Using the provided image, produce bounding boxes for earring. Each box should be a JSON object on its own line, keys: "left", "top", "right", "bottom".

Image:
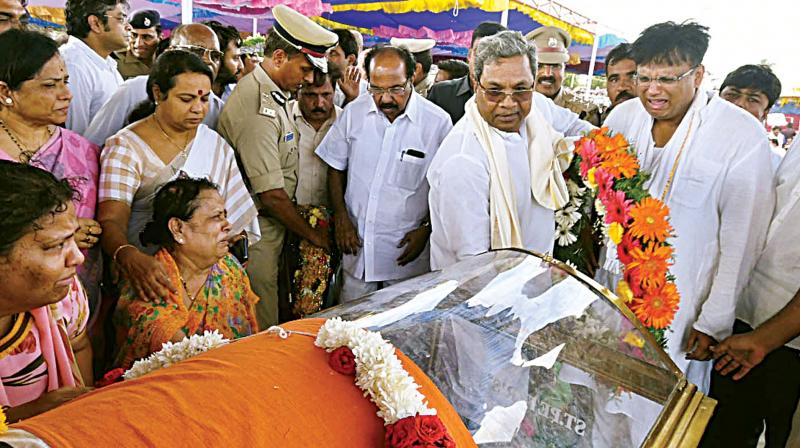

{"left": 3, "top": 98, "right": 11, "bottom": 105}
{"left": 177, "top": 238, "right": 184, "bottom": 244}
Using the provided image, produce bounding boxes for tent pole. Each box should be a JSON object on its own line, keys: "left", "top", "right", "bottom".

{"left": 585, "top": 23, "right": 599, "bottom": 96}
{"left": 500, "top": 0, "right": 509, "bottom": 27}
{"left": 181, "top": 0, "right": 193, "bottom": 24}
{"left": 252, "top": 18, "right": 258, "bottom": 35}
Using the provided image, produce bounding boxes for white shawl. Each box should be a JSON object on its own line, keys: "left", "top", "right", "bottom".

{"left": 464, "top": 97, "right": 571, "bottom": 249}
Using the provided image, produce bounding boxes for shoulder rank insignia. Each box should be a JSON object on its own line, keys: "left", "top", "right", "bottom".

{"left": 270, "top": 91, "right": 287, "bottom": 107}
{"left": 260, "top": 107, "right": 277, "bottom": 118}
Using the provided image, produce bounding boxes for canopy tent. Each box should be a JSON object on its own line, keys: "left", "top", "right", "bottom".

{"left": 27, "top": 0, "right": 625, "bottom": 74}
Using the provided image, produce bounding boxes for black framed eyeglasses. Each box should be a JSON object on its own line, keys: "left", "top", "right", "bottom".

{"left": 170, "top": 44, "right": 224, "bottom": 65}
{"left": 367, "top": 81, "right": 410, "bottom": 96}
{"left": 478, "top": 83, "right": 535, "bottom": 103}
{"left": 634, "top": 66, "right": 698, "bottom": 87}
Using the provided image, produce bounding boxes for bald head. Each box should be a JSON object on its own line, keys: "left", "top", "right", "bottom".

{"left": 169, "top": 23, "right": 221, "bottom": 78}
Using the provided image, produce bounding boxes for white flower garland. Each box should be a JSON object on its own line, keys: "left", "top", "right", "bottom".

{"left": 554, "top": 179, "right": 587, "bottom": 247}
{"left": 315, "top": 317, "right": 436, "bottom": 425}
{"left": 123, "top": 330, "right": 230, "bottom": 380}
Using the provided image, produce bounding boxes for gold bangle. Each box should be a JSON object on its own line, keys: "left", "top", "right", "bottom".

{"left": 112, "top": 244, "right": 136, "bottom": 263}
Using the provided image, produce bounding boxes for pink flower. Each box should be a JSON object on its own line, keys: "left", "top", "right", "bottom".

{"left": 603, "top": 190, "right": 634, "bottom": 225}
{"left": 578, "top": 139, "right": 600, "bottom": 178}
{"left": 594, "top": 169, "right": 614, "bottom": 200}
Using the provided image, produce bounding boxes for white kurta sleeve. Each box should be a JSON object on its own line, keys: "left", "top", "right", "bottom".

{"left": 84, "top": 77, "right": 147, "bottom": 146}
{"left": 64, "top": 62, "right": 95, "bottom": 136}
{"left": 533, "top": 93, "right": 595, "bottom": 137}
{"left": 315, "top": 112, "right": 350, "bottom": 171}
{"left": 693, "top": 138, "right": 775, "bottom": 341}
{"left": 429, "top": 154, "right": 491, "bottom": 269}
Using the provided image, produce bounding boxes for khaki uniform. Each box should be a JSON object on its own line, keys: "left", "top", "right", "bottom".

{"left": 554, "top": 88, "right": 602, "bottom": 127}
{"left": 414, "top": 71, "right": 435, "bottom": 98}
{"left": 113, "top": 50, "right": 152, "bottom": 80}
{"left": 217, "top": 65, "right": 299, "bottom": 327}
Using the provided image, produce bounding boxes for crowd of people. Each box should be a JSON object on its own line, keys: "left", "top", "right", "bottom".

{"left": 0, "top": 0, "right": 797, "bottom": 445}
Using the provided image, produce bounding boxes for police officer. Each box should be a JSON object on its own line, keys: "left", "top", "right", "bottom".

{"left": 526, "top": 26, "right": 602, "bottom": 126}
{"left": 217, "top": 5, "right": 337, "bottom": 328}
{"left": 114, "top": 10, "right": 161, "bottom": 80}
{"left": 390, "top": 37, "right": 437, "bottom": 97}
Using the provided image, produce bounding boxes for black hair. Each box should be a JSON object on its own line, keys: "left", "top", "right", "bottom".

{"left": 364, "top": 45, "right": 416, "bottom": 83}
{"left": 154, "top": 38, "right": 171, "bottom": 58}
{"left": 631, "top": 21, "right": 710, "bottom": 67}
{"left": 0, "top": 29, "right": 59, "bottom": 91}
{"left": 606, "top": 43, "right": 633, "bottom": 67}
{"left": 140, "top": 177, "right": 219, "bottom": 247}
{"left": 128, "top": 50, "right": 213, "bottom": 123}
{"left": 471, "top": 21, "right": 507, "bottom": 48}
{"left": 309, "top": 64, "right": 341, "bottom": 88}
{"left": 65, "top": 0, "right": 127, "bottom": 38}
{"left": 203, "top": 20, "right": 242, "bottom": 52}
{"left": 720, "top": 64, "right": 782, "bottom": 109}
{"left": 332, "top": 29, "right": 358, "bottom": 59}
{"left": 0, "top": 161, "right": 76, "bottom": 256}
{"left": 436, "top": 59, "right": 468, "bottom": 80}
{"left": 263, "top": 27, "right": 301, "bottom": 59}
{"left": 413, "top": 50, "right": 433, "bottom": 75}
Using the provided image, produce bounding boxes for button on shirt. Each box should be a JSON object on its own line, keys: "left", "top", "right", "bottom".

{"left": 315, "top": 92, "right": 453, "bottom": 282}
{"left": 428, "top": 121, "right": 555, "bottom": 270}
{"left": 84, "top": 75, "right": 225, "bottom": 146}
{"left": 291, "top": 101, "right": 341, "bottom": 207}
{"left": 61, "top": 36, "right": 124, "bottom": 135}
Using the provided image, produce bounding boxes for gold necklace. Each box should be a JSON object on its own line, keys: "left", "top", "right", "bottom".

{"left": 659, "top": 112, "right": 696, "bottom": 203}
{"left": 0, "top": 119, "right": 52, "bottom": 164}
{"left": 152, "top": 114, "right": 190, "bottom": 153}
{"left": 179, "top": 274, "right": 203, "bottom": 310}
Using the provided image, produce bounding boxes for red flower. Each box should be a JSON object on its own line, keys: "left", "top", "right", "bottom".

{"left": 594, "top": 169, "right": 614, "bottom": 200}
{"left": 617, "top": 232, "right": 641, "bottom": 265}
{"left": 578, "top": 139, "right": 600, "bottom": 177}
{"left": 624, "top": 266, "right": 643, "bottom": 298}
{"left": 416, "top": 415, "right": 447, "bottom": 444}
{"left": 96, "top": 368, "right": 125, "bottom": 388}
{"left": 328, "top": 346, "right": 356, "bottom": 376}
{"left": 602, "top": 190, "right": 633, "bottom": 225}
{"left": 386, "top": 416, "right": 419, "bottom": 448}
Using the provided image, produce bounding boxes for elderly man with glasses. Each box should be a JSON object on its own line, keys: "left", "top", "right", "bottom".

{"left": 427, "top": 30, "right": 569, "bottom": 270}
{"left": 600, "top": 22, "right": 774, "bottom": 394}
{"left": 83, "top": 22, "right": 225, "bottom": 146}
{"left": 315, "top": 45, "right": 452, "bottom": 301}
{"left": 60, "top": 0, "right": 129, "bottom": 135}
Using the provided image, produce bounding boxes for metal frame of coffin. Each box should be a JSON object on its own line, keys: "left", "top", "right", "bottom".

{"left": 315, "top": 249, "right": 716, "bottom": 447}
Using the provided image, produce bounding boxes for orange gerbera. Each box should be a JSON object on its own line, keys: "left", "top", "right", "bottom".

{"left": 629, "top": 282, "right": 680, "bottom": 329}
{"left": 628, "top": 243, "right": 673, "bottom": 288}
{"left": 599, "top": 150, "right": 639, "bottom": 179}
{"left": 629, "top": 198, "right": 673, "bottom": 243}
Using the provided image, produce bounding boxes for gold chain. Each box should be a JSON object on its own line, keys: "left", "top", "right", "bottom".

{"left": 0, "top": 119, "right": 53, "bottom": 164}
{"left": 659, "top": 112, "right": 696, "bottom": 203}
{"left": 151, "top": 114, "right": 190, "bottom": 153}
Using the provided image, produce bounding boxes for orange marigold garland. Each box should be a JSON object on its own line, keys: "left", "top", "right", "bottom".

{"left": 554, "top": 127, "right": 679, "bottom": 346}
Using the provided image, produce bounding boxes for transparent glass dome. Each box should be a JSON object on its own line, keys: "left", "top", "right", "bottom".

{"left": 315, "top": 249, "right": 715, "bottom": 447}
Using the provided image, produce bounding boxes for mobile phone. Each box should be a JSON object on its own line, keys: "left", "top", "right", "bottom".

{"left": 230, "top": 234, "right": 249, "bottom": 264}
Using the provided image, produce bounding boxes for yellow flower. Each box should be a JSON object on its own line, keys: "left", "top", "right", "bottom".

{"left": 623, "top": 331, "right": 645, "bottom": 348}
{"left": 616, "top": 279, "right": 634, "bottom": 303}
{"left": 587, "top": 167, "right": 597, "bottom": 189}
{"left": 0, "top": 405, "right": 8, "bottom": 434}
{"left": 309, "top": 215, "right": 318, "bottom": 228}
{"left": 608, "top": 222, "right": 624, "bottom": 245}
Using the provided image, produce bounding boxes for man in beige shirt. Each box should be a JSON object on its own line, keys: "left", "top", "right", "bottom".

{"left": 216, "top": 5, "right": 337, "bottom": 327}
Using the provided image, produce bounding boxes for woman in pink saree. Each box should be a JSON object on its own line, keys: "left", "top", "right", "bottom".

{"left": 0, "top": 30, "right": 102, "bottom": 313}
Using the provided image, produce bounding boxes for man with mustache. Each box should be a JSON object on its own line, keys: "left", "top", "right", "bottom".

{"left": 113, "top": 9, "right": 161, "bottom": 80}
{"left": 601, "top": 43, "right": 636, "bottom": 122}
{"left": 315, "top": 45, "right": 452, "bottom": 301}
{"left": 390, "top": 37, "right": 437, "bottom": 97}
{"left": 527, "top": 26, "right": 602, "bottom": 127}
{"left": 0, "top": 0, "right": 28, "bottom": 34}
{"left": 204, "top": 21, "right": 244, "bottom": 101}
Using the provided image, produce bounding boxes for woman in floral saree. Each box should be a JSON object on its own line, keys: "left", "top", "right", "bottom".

{"left": 113, "top": 178, "right": 259, "bottom": 369}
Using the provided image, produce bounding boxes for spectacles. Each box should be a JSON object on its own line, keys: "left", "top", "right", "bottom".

{"left": 170, "top": 44, "right": 223, "bottom": 65}
{"left": 104, "top": 12, "right": 128, "bottom": 22}
{"left": 634, "top": 66, "right": 698, "bottom": 87}
{"left": 367, "top": 82, "right": 410, "bottom": 96}
{"left": 478, "top": 83, "right": 535, "bottom": 103}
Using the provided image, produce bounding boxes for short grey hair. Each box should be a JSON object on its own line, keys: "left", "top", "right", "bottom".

{"left": 474, "top": 30, "right": 537, "bottom": 83}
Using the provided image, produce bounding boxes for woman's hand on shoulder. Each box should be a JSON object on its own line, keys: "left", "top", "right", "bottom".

{"left": 117, "top": 248, "right": 177, "bottom": 302}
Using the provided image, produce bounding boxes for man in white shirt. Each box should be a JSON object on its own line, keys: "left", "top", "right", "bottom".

{"left": 83, "top": 23, "right": 224, "bottom": 146}
{"left": 328, "top": 29, "right": 367, "bottom": 108}
{"left": 428, "top": 30, "right": 569, "bottom": 270}
{"left": 292, "top": 70, "right": 341, "bottom": 208}
{"left": 602, "top": 21, "right": 774, "bottom": 391}
{"left": 702, "top": 138, "right": 800, "bottom": 447}
{"left": 61, "top": 0, "right": 128, "bottom": 135}
{"left": 316, "top": 45, "right": 452, "bottom": 301}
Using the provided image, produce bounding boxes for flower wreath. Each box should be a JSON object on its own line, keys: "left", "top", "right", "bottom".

{"left": 553, "top": 128, "right": 679, "bottom": 346}
{"left": 315, "top": 318, "right": 456, "bottom": 447}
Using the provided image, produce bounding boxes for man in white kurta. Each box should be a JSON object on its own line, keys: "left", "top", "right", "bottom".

{"left": 316, "top": 46, "right": 452, "bottom": 301}
{"left": 60, "top": 1, "right": 129, "bottom": 135}
{"left": 602, "top": 22, "right": 774, "bottom": 391}
{"left": 83, "top": 24, "right": 226, "bottom": 146}
{"left": 701, "top": 137, "right": 800, "bottom": 447}
{"left": 428, "top": 31, "right": 569, "bottom": 271}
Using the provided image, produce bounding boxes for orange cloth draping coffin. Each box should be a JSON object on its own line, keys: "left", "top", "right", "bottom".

{"left": 15, "top": 318, "right": 477, "bottom": 447}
